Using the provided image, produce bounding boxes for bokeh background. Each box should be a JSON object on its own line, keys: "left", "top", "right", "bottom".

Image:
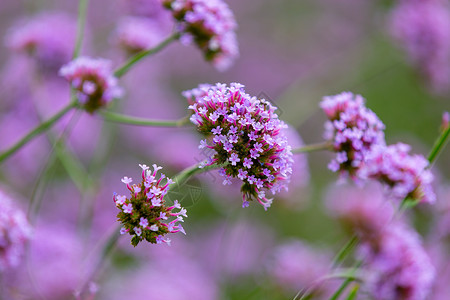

{"left": 0, "top": 0, "right": 449, "bottom": 299}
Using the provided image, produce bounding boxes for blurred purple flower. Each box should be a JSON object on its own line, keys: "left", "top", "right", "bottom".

{"left": 160, "top": 0, "right": 239, "bottom": 71}
{"left": 0, "top": 189, "right": 31, "bottom": 271}
{"left": 390, "top": 0, "right": 450, "bottom": 94}
{"left": 5, "top": 12, "right": 78, "bottom": 74}
{"left": 266, "top": 240, "right": 334, "bottom": 297}
{"left": 325, "top": 182, "right": 395, "bottom": 239}
{"left": 113, "top": 16, "right": 165, "bottom": 54}
{"left": 359, "top": 223, "right": 435, "bottom": 300}
{"left": 184, "top": 82, "right": 294, "bottom": 210}
{"left": 59, "top": 56, "right": 123, "bottom": 113}
{"left": 320, "top": 92, "right": 385, "bottom": 178}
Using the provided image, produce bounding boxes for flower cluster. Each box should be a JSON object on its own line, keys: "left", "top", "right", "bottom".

{"left": 390, "top": 0, "right": 450, "bottom": 93}
{"left": 320, "top": 92, "right": 386, "bottom": 177}
{"left": 361, "top": 143, "right": 435, "bottom": 204}
{"left": 359, "top": 223, "right": 435, "bottom": 300}
{"left": 59, "top": 56, "right": 123, "bottom": 113}
{"left": 114, "top": 16, "right": 164, "bottom": 54}
{"left": 159, "top": 0, "right": 239, "bottom": 71}
{"left": 0, "top": 189, "right": 32, "bottom": 271}
{"left": 114, "top": 164, "right": 187, "bottom": 246}
{"left": 183, "top": 83, "right": 293, "bottom": 210}
{"left": 5, "top": 12, "right": 77, "bottom": 72}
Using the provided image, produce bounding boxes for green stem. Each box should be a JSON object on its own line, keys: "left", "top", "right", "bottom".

{"left": 100, "top": 110, "right": 190, "bottom": 127}
{"left": 114, "top": 32, "right": 180, "bottom": 78}
{"left": 73, "top": 0, "right": 89, "bottom": 58}
{"left": 332, "top": 235, "right": 359, "bottom": 268}
{"left": 427, "top": 125, "right": 450, "bottom": 166}
{"left": 344, "top": 285, "right": 359, "bottom": 300}
{"left": 328, "top": 261, "right": 362, "bottom": 300}
{"left": 170, "top": 162, "right": 220, "bottom": 189}
{"left": 292, "top": 142, "right": 332, "bottom": 154}
{"left": 0, "top": 101, "right": 77, "bottom": 164}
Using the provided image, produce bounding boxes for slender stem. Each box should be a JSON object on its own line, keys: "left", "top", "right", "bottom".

{"left": 73, "top": 0, "right": 89, "bottom": 58}
{"left": 99, "top": 110, "right": 190, "bottom": 127}
{"left": 0, "top": 101, "right": 77, "bottom": 164}
{"left": 114, "top": 32, "right": 180, "bottom": 78}
{"left": 170, "top": 162, "right": 220, "bottom": 190}
{"left": 328, "top": 261, "right": 362, "bottom": 300}
{"left": 427, "top": 125, "right": 450, "bottom": 166}
{"left": 292, "top": 142, "right": 332, "bottom": 154}
{"left": 344, "top": 285, "right": 359, "bottom": 300}
{"left": 332, "top": 235, "right": 359, "bottom": 268}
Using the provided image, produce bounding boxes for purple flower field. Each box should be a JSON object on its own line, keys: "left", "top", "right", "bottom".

{"left": 0, "top": 0, "right": 449, "bottom": 299}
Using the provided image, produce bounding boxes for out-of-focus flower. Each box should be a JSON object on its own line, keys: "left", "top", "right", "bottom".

{"left": 59, "top": 56, "right": 123, "bottom": 113}
{"left": 361, "top": 143, "right": 435, "bottom": 204}
{"left": 359, "top": 223, "right": 435, "bottom": 300}
{"left": 0, "top": 189, "right": 32, "bottom": 271}
{"left": 320, "top": 92, "right": 385, "bottom": 177}
{"left": 5, "top": 12, "right": 78, "bottom": 74}
{"left": 325, "top": 182, "right": 395, "bottom": 239}
{"left": 160, "top": 0, "right": 239, "bottom": 71}
{"left": 390, "top": 0, "right": 450, "bottom": 94}
{"left": 113, "top": 16, "right": 165, "bottom": 54}
{"left": 441, "top": 111, "right": 449, "bottom": 132}
{"left": 114, "top": 164, "right": 187, "bottom": 246}
{"left": 183, "top": 83, "right": 294, "bottom": 210}
{"left": 266, "top": 240, "right": 334, "bottom": 297}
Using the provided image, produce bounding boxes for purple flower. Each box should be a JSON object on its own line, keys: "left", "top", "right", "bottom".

{"left": 160, "top": 0, "right": 239, "bottom": 71}
{"left": 5, "top": 12, "right": 78, "bottom": 73}
{"left": 114, "top": 164, "right": 187, "bottom": 246}
{"left": 320, "top": 92, "right": 385, "bottom": 177}
{"left": 390, "top": 0, "right": 450, "bottom": 93}
{"left": 113, "top": 16, "right": 164, "bottom": 54}
{"left": 359, "top": 223, "right": 435, "bottom": 300}
{"left": 59, "top": 56, "right": 123, "bottom": 113}
{"left": 184, "top": 83, "right": 294, "bottom": 209}
{"left": 0, "top": 189, "right": 32, "bottom": 271}
{"left": 361, "top": 143, "right": 435, "bottom": 204}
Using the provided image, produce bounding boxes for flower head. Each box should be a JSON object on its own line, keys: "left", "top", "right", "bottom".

{"left": 361, "top": 143, "right": 435, "bottom": 204}
{"left": 5, "top": 12, "right": 78, "bottom": 73}
{"left": 114, "top": 164, "right": 187, "bottom": 246}
{"left": 113, "top": 16, "right": 164, "bottom": 54}
{"left": 390, "top": 0, "right": 450, "bottom": 93}
{"left": 59, "top": 56, "right": 123, "bottom": 113}
{"left": 0, "top": 189, "right": 32, "bottom": 270}
{"left": 320, "top": 92, "right": 385, "bottom": 177}
{"left": 359, "top": 223, "right": 435, "bottom": 300}
{"left": 160, "top": 0, "right": 239, "bottom": 71}
{"left": 183, "top": 82, "right": 294, "bottom": 210}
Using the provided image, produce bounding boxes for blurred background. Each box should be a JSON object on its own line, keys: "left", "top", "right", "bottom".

{"left": 0, "top": 0, "right": 449, "bottom": 299}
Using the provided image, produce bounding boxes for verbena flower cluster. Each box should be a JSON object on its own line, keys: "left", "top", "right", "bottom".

{"left": 390, "top": 0, "right": 450, "bottom": 93}
{"left": 183, "top": 83, "right": 293, "bottom": 210}
{"left": 362, "top": 143, "right": 435, "bottom": 204}
{"left": 159, "top": 0, "right": 239, "bottom": 71}
{"left": 5, "top": 12, "right": 77, "bottom": 72}
{"left": 320, "top": 92, "right": 386, "bottom": 177}
{"left": 0, "top": 189, "right": 32, "bottom": 271}
{"left": 114, "top": 164, "right": 187, "bottom": 246}
{"left": 59, "top": 56, "right": 123, "bottom": 113}
{"left": 359, "top": 223, "right": 435, "bottom": 300}
{"left": 114, "top": 16, "right": 164, "bottom": 54}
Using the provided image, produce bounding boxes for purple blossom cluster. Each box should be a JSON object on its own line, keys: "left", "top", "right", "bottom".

{"left": 5, "top": 12, "right": 78, "bottom": 73}
{"left": 266, "top": 240, "right": 333, "bottom": 296}
{"left": 159, "top": 0, "right": 239, "bottom": 71}
{"left": 0, "top": 189, "right": 32, "bottom": 271}
{"left": 114, "top": 164, "right": 187, "bottom": 246}
{"left": 59, "top": 56, "right": 123, "bottom": 113}
{"left": 320, "top": 92, "right": 386, "bottom": 177}
{"left": 183, "top": 83, "right": 293, "bottom": 210}
{"left": 390, "top": 0, "right": 450, "bottom": 93}
{"left": 359, "top": 223, "right": 435, "bottom": 300}
{"left": 113, "top": 17, "right": 165, "bottom": 54}
{"left": 361, "top": 143, "right": 435, "bottom": 204}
